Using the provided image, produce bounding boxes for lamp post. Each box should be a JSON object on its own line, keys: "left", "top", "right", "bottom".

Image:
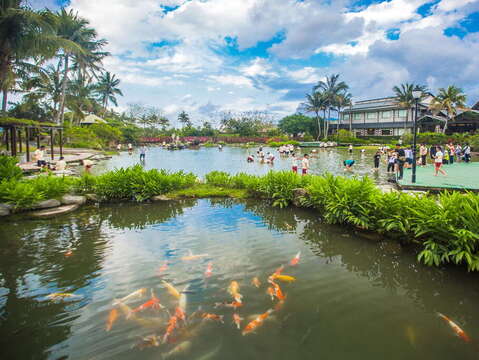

{"left": 411, "top": 90, "right": 422, "bottom": 183}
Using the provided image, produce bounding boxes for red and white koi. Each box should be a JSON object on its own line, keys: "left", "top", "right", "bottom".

{"left": 202, "top": 313, "right": 224, "bottom": 323}
{"left": 228, "top": 281, "right": 243, "bottom": 303}
{"left": 205, "top": 262, "right": 213, "bottom": 278}
{"left": 163, "top": 315, "right": 178, "bottom": 343}
{"left": 290, "top": 251, "right": 301, "bottom": 266}
{"left": 214, "top": 301, "right": 243, "bottom": 309}
{"left": 131, "top": 292, "right": 163, "bottom": 314}
{"left": 242, "top": 309, "right": 274, "bottom": 336}
{"left": 157, "top": 261, "right": 168, "bottom": 275}
{"left": 233, "top": 313, "right": 243, "bottom": 329}
{"left": 437, "top": 312, "right": 471, "bottom": 343}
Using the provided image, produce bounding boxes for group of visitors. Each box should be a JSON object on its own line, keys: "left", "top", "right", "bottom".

{"left": 278, "top": 144, "right": 295, "bottom": 155}
{"left": 247, "top": 147, "right": 276, "bottom": 164}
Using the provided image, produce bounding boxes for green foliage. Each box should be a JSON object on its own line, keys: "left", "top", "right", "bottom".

{"left": 267, "top": 140, "right": 300, "bottom": 147}
{"left": 0, "top": 156, "right": 23, "bottom": 181}
{"left": 205, "top": 171, "right": 232, "bottom": 187}
{"left": 89, "top": 123, "right": 122, "bottom": 144}
{"left": 167, "top": 185, "right": 248, "bottom": 199}
{"left": 64, "top": 126, "right": 103, "bottom": 149}
{"left": 278, "top": 114, "right": 316, "bottom": 137}
{"left": 84, "top": 165, "right": 197, "bottom": 202}
{"left": 0, "top": 117, "right": 57, "bottom": 127}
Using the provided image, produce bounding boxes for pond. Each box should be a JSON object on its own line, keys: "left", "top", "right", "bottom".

{"left": 93, "top": 146, "right": 392, "bottom": 184}
{"left": 1, "top": 199, "right": 479, "bottom": 360}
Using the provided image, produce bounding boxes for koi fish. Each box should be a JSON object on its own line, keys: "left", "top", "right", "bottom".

{"left": 162, "top": 340, "right": 192, "bottom": 359}
{"left": 269, "top": 281, "right": 286, "bottom": 301}
{"left": 214, "top": 301, "right": 243, "bottom": 309}
{"left": 134, "top": 334, "right": 160, "bottom": 350}
{"left": 437, "top": 312, "right": 471, "bottom": 343}
{"left": 270, "top": 274, "right": 296, "bottom": 283}
{"left": 202, "top": 313, "right": 224, "bottom": 323}
{"left": 105, "top": 308, "right": 118, "bottom": 331}
{"left": 205, "top": 262, "right": 213, "bottom": 278}
{"left": 179, "top": 284, "right": 190, "bottom": 313}
{"left": 46, "top": 293, "right": 80, "bottom": 301}
{"left": 233, "top": 313, "right": 243, "bottom": 329}
{"left": 266, "top": 287, "right": 275, "bottom": 301}
{"left": 181, "top": 253, "right": 209, "bottom": 261}
{"left": 117, "top": 301, "right": 165, "bottom": 328}
{"left": 64, "top": 250, "right": 73, "bottom": 257}
{"left": 228, "top": 281, "right": 243, "bottom": 302}
{"left": 158, "top": 261, "right": 169, "bottom": 274}
{"left": 112, "top": 288, "right": 147, "bottom": 306}
{"left": 251, "top": 277, "right": 261, "bottom": 288}
{"left": 274, "top": 300, "right": 285, "bottom": 312}
{"left": 131, "top": 292, "right": 163, "bottom": 314}
{"left": 175, "top": 306, "right": 186, "bottom": 322}
{"left": 242, "top": 309, "right": 274, "bottom": 335}
{"left": 163, "top": 315, "right": 178, "bottom": 343}
{"left": 162, "top": 280, "right": 181, "bottom": 299}
{"left": 290, "top": 251, "right": 301, "bottom": 266}
{"left": 274, "top": 265, "right": 284, "bottom": 275}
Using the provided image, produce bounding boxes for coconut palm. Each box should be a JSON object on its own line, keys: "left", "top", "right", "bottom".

{"left": 302, "top": 91, "right": 327, "bottom": 140}
{"left": 335, "top": 92, "right": 352, "bottom": 134}
{"left": 392, "top": 83, "right": 428, "bottom": 132}
{"left": 54, "top": 9, "right": 105, "bottom": 124}
{"left": 66, "top": 75, "right": 97, "bottom": 124}
{"left": 429, "top": 86, "right": 467, "bottom": 134}
{"left": 96, "top": 71, "right": 123, "bottom": 114}
{"left": 314, "top": 74, "right": 349, "bottom": 139}
{"left": 178, "top": 111, "right": 191, "bottom": 127}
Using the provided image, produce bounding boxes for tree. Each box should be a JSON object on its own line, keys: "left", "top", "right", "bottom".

{"left": 392, "top": 83, "right": 428, "bottom": 132}
{"left": 278, "top": 114, "right": 315, "bottom": 137}
{"left": 96, "top": 71, "right": 122, "bottom": 113}
{"left": 334, "top": 92, "right": 352, "bottom": 134}
{"left": 220, "top": 110, "right": 270, "bottom": 136}
{"left": 301, "top": 91, "right": 327, "bottom": 140}
{"left": 178, "top": 111, "right": 191, "bottom": 127}
{"left": 314, "top": 74, "right": 349, "bottom": 139}
{"left": 429, "top": 85, "right": 467, "bottom": 134}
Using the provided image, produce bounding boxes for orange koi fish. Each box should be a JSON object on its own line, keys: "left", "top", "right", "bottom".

{"left": 242, "top": 309, "right": 274, "bottom": 335}
{"left": 228, "top": 281, "right": 243, "bottom": 302}
{"left": 266, "top": 287, "right": 275, "bottom": 301}
{"left": 205, "top": 262, "right": 213, "bottom": 278}
{"left": 157, "top": 261, "right": 168, "bottom": 274}
{"left": 181, "top": 253, "right": 209, "bottom": 261}
{"left": 163, "top": 315, "right": 178, "bottom": 343}
{"left": 274, "top": 265, "right": 285, "bottom": 275}
{"left": 290, "top": 251, "right": 301, "bottom": 266}
{"left": 64, "top": 250, "right": 73, "bottom": 257}
{"left": 175, "top": 306, "right": 186, "bottom": 322}
{"left": 202, "top": 313, "right": 224, "bottom": 323}
{"left": 251, "top": 277, "right": 261, "bottom": 288}
{"left": 270, "top": 281, "right": 286, "bottom": 301}
{"left": 214, "top": 301, "right": 243, "bottom": 309}
{"left": 233, "top": 313, "right": 243, "bottom": 329}
{"left": 131, "top": 292, "right": 163, "bottom": 314}
{"left": 437, "top": 312, "right": 471, "bottom": 343}
{"left": 270, "top": 274, "right": 296, "bottom": 283}
{"left": 105, "top": 308, "right": 118, "bottom": 331}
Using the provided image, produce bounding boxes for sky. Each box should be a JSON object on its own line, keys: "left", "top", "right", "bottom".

{"left": 31, "top": 0, "right": 479, "bottom": 125}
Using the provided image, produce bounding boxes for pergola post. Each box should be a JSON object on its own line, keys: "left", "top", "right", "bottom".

{"left": 50, "top": 128, "right": 54, "bottom": 160}
{"left": 18, "top": 129, "right": 22, "bottom": 153}
{"left": 11, "top": 126, "right": 17, "bottom": 156}
{"left": 25, "top": 127, "right": 30, "bottom": 162}
{"left": 5, "top": 128, "right": 9, "bottom": 151}
{"left": 59, "top": 128, "right": 63, "bottom": 158}
{"left": 36, "top": 129, "right": 40, "bottom": 149}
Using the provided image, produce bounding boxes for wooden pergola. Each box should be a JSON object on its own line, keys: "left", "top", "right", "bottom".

{"left": 1, "top": 119, "right": 64, "bottom": 162}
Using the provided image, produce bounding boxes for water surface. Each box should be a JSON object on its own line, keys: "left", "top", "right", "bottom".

{"left": 1, "top": 199, "right": 479, "bottom": 360}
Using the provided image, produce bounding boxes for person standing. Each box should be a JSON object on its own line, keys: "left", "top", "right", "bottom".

{"left": 448, "top": 143, "right": 455, "bottom": 164}
{"left": 139, "top": 145, "right": 146, "bottom": 161}
{"left": 455, "top": 144, "right": 462, "bottom": 162}
{"left": 373, "top": 151, "right": 381, "bottom": 172}
{"left": 128, "top": 143, "right": 133, "bottom": 152}
{"left": 395, "top": 144, "right": 406, "bottom": 180}
{"left": 463, "top": 143, "right": 471, "bottom": 163}
{"left": 387, "top": 151, "right": 396, "bottom": 173}
{"left": 434, "top": 147, "right": 447, "bottom": 176}
{"left": 419, "top": 144, "right": 428, "bottom": 166}
{"left": 116, "top": 143, "right": 122, "bottom": 151}
{"left": 291, "top": 153, "right": 298, "bottom": 173}
{"left": 348, "top": 144, "right": 353, "bottom": 154}
{"left": 404, "top": 147, "right": 413, "bottom": 169}
{"left": 301, "top": 154, "right": 310, "bottom": 175}
{"left": 430, "top": 145, "right": 437, "bottom": 160}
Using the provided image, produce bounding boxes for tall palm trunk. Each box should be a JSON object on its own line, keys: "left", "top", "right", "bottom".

{"left": 1, "top": 89, "right": 7, "bottom": 114}
{"left": 315, "top": 111, "right": 321, "bottom": 140}
{"left": 325, "top": 108, "right": 331, "bottom": 139}
{"left": 337, "top": 107, "right": 341, "bottom": 134}
{"left": 57, "top": 54, "right": 69, "bottom": 124}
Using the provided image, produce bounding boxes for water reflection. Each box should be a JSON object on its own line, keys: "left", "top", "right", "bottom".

{"left": 1, "top": 199, "right": 479, "bottom": 360}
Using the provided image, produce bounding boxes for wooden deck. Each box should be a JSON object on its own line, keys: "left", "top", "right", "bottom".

{"left": 19, "top": 149, "right": 101, "bottom": 173}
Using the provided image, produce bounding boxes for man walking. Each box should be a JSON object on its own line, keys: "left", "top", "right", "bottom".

{"left": 395, "top": 143, "right": 406, "bottom": 180}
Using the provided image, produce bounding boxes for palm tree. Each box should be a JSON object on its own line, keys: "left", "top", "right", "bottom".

{"left": 314, "top": 74, "right": 349, "bottom": 139}
{"left": 335, "top": 92, "right": 352, "bottom": 134}
{"left": 66, "top": 75, "right": 96, "bottom": 124}
{"left": 302, "top": 91, "right": 327, "bottom": 140}
{"left": 0, "top": 2, "right": 61, "bottom": 113}
{"left": 392, "top": 83, "right": 428, "bottom": 133}
{"left": 178, "top": 111, "right": 191, "bottom": 127}
{"left": 96, "top": 71, "right": 123, "bottom": 114}
{"left": 429, "top": 86, "right": 467, "bottom": 134}
{"left": 54, "top": 9, "right": 105, "bottom": 124}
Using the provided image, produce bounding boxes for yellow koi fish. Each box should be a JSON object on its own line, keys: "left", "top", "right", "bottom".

{"left": 162, "top": 280, "right": 181, "bottom": 299}
{"left": 46, "top": 293, "right": 80, "bottom": 301}
{"left": 251, "top": 277, "right": 261, "bottom": 288}
{"left": 112, "top": 288, "right": 147, "bottom": 306}
{"left": 270, "top": 274, "right": 296, "bottom": 283}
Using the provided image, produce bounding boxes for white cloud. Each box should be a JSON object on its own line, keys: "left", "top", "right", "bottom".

{"left": 287, "top": 67, "right": 324, "bottom": 84}
{"left": 209, "top": 74, "right": 254, "bottom": 88}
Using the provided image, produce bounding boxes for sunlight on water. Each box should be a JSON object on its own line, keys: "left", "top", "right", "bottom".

{"left": 1, "top": 199, "right": 479, "bottom": 360}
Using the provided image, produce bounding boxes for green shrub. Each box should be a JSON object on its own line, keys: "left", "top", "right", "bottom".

{"left": 0, "top": 155, "right": 22, "bottom": 181}
{"left": 267, "top": 140, "right": 300, "bottom": 147}
{"left": 205, "top": 171, "right": 232, "bottom": 187}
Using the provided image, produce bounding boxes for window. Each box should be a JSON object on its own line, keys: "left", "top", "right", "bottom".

{"left": 354, "top": 113, "right": 363, "bottom": 120}
{"left": 367, "top": 112, "right": 377, "bottom": 119}
{"left": 395, "top": 109, "right": 407, "bottom": 117}
{"left": 381, "top": 111, "right": 391, "bottom": 118}
{"left": 381, "top": 129, "right": 391, "bottom": 136}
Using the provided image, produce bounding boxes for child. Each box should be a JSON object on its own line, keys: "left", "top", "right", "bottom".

{"left": 373, "top": 151, "right": 381, "bottom": 172}
{"left": 343, "top": 159, "right": 355, "bottom": 172}
{"left": 387, "top": 152, "right": 396, "bottom": 173}
{"left": 291, "top": 154, "right": 298, "bottom": 173}
{"left": 301, "top": 154, "right": 310, "bottom": 175}
{"left": 434, "top": 147, "right": 447, "bottom": 176}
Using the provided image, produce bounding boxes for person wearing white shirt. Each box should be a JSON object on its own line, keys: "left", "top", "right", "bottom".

{"left": 291, "top": 154, "right": 298, "bottom": 173}
{"left": 33, "top": 146, "right": 47, "bottom": 167}
{"left": 434, "top": 148, "right": 447, "bottom": 176}
{"left": 301, "top": 154, "right": 310, "bottom": 175}
{"left": 55, "top": 157, "right": 67, "bottom": 171}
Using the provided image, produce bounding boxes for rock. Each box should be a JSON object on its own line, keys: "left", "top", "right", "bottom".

{"left": 85, "top": 193, "right": 99, "bottom": 202}
{"left": 292, "top": 188, "right": 309, "bottom": 207}
{"left": 0, "top": 203, "right": 12, "bottom": 216}
{"left": 29, "top": 204, "right": 80, "bottom": 219}
{"left": 61, "top": 194, "right": 87, "bottom": 205}
{"left": 32, "top": 199, "right": 61, "bottom": 210}
{"left": 151, "top": 195, "right": 172, "bottom": 201}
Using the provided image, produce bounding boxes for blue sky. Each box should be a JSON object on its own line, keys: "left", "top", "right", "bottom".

{"left": 32, "top": 0, "right": 479, "bottom": 125}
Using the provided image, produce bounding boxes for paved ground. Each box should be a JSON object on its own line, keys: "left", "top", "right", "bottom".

{"left": 19, "top": 149, "right": 100, "bottom": 172}
{"left": 398, "top": 162, "right": 479, "bottom": 191}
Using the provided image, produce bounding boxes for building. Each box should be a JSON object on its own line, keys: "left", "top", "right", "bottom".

{"left": 80, "top": 114, "right": 106, "bottom": 126}
{"left": 339, "top": 96, "right": 437, "bottom": 137}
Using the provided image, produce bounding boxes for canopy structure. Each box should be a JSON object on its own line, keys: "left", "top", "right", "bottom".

{"left": 0, "top": 117, "right": 64, "bottom": 162}
{"left": 80, "top": 114, "right": 106, "bottom": 125}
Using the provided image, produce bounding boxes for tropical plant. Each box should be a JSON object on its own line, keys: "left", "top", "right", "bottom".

{"left": 178, "top": 111, "right": 191, "bottom": 127}
{"left": 0, "top": 155, "right": 22, "bottom": 180}
{"left": 335, "top": 92, "right": 352, "bottom": 133}
{"left": 392, "top": 83, "right": 428, "bottom": 132}
{"left": 96, "top": 71, "right": 123, "bottom": 114}
{"left": 429, "top": 86, "right": 467, "bottom": 134}
{"left": 302, "top": 91, "right": 326, "bottom": 140}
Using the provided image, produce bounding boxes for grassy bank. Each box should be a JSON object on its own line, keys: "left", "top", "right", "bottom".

{"left": 1, "top": 156, "right": 479, "bottom": 272}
